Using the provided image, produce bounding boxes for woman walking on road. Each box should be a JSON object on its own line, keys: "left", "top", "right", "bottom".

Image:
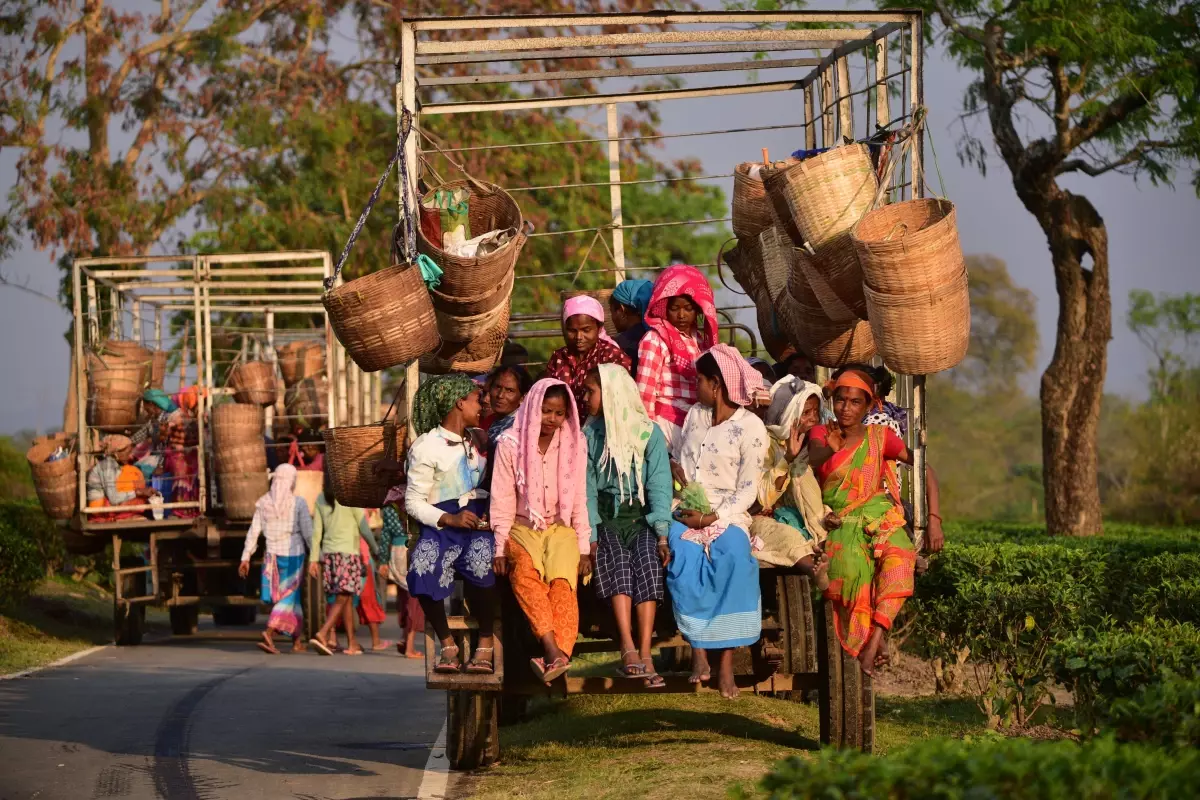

{"left": 239, "top": 464, "right": 314, "bottom": 654}
{"left": 308, "top": 478, "right": 372, "bottom": 656}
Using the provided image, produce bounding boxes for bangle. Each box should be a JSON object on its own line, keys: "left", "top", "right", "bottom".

{"left": 929, "top": 512, "right": 942, "bottom": 522}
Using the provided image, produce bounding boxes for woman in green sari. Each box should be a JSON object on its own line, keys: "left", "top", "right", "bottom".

{"left": 808, "top": 364, "right": 943, "bottom": 675}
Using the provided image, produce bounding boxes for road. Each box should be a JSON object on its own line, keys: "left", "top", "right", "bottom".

{"left": 0, "top": 620, "right": 454, "bottom": 800}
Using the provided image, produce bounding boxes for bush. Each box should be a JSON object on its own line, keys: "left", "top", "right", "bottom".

{"left": 1108, "top": 671, "right": 1200, "bottom": 748}
{"left": 0, "top": 500, "right": 65, "bottom": 578}
{"left": 0, "top": 514, "right": 44, "bottom": 610}
{"left": 1123, "top": 553, "right": 1200, "bottom": 625}
{"left": 1052, "top": 620, "right": 1200, "bottom": 732}
{"left": 754, "top": 736, "right": 1200, "bottom": 799}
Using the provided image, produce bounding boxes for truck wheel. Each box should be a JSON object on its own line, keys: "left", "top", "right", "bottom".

{"left": 169, "top": 605, "right": 200, "bottom": 636}
{"left": 447, "top": 691, "right": 499, "bottom": 771}
{"left": 817, "top": 601, "right": 875, "bottom": 753}
{"left": 113, "top": 602, "right": 145, "bottom": 646}
{"left": 212, "top": 606, "right": 258, "bottom": 626}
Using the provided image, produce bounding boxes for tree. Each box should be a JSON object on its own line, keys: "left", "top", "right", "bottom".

{"left": 1126, "top": 289, "right": 1200, "bottom": 399}
{"left": 947, "top": 254, "right": 1039, "bottom": 394}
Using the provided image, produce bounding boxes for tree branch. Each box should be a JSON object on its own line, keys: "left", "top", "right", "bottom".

{"left": 1056, "top": 139, "right": 1182, "bottom": 177}
{"left": 932, "top": 0, "right": 985, "bottom": 44}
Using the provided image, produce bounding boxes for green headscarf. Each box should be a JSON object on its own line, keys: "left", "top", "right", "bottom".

{"left": 411, "top": 374, "right": 477, "bottom": 436}
{"left": 143, "top": 388, "right": 178, "bottom": 413}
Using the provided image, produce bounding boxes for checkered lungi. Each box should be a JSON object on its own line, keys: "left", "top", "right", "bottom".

{"left": 594, "top": 526, "right": 663, "bottom": 605}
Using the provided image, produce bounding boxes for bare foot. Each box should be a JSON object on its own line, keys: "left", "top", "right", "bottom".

{"left": 857, "top": 627, "right": 885, "bottom": 676}
{"left": 813, "top": 554, "right": 830, "bottom": 592}
{"left": 405, "top": 648, "right": 423, "bottom": 660}
{"left": 717, "top": 670, "right": 740, "bottom": 699}
{"left": 291, "top": 638, "right": 306, "bottom": 653}
{"left": 689, "top": 649, "right": 711, "bottom": 684}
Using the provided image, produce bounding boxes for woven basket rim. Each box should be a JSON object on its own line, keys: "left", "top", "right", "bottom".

{"left": 852, "top": 197, "right": 956, "bottom": 246}
{"left": 416, "top": 180, "right": 524, "bottom": 261}
{"left": 863, "top": 270, "right": 968, "bottom": 306}
{"left": 431, "top": 267, "right": 515, "bottom": 305}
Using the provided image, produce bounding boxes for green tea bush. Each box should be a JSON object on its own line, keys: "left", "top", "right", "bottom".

{"left": 0, "top": 513, "right": 44, "bottom": 609}
{"left": 755, "top": 736, "right": 1200, "bottom": 799}
{"left": 0, "top": 500, "right": 65, "bottom": 578}
{"left": 1122, "top": 553, "right": 1200, "bottom": 625}
{"left": 1108, "top": 671, "right": 1200, "bottom": 747}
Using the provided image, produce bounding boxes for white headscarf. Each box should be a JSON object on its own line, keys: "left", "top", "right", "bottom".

{"left": 765, "top": 376, "right": 825, "bottom": 441}
{"left": 594, "top": 363, "right": 655, "bottom": 504}
{"left": 257, "top": 463, "right": 298, "bottom": 524}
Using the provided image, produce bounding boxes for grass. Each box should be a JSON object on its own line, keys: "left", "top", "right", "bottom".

{"left": 0, "top": 577, "right": 165, "bottom": 675}
{"left": 467, "top": 691, "right": 995, "bottom": 800}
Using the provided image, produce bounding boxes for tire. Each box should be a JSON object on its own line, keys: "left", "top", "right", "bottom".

{"left": 817, "top": 601, "right": 874, "bottom": 753}
{"left": 212, "top": 605, "right": 258, "bottom": 626}
{"left": 114, "top": 602, "right": 145, "bottom": 646}
{"left": 447, "top": 691, "right": 499, "bottom": 771}
{"left": 169, "top": 605, "right": 200, "bottom": 636}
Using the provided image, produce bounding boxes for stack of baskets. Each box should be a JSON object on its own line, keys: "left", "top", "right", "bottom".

{"left": 26, "top": 435, "right": 77, "bottom": 520}
{"left": 228, "top": 361, "right": 277, "bottom": 407}
{"left": 211, "top": 403, "right": 268, "bottom": 520}
{"left": 419, "top": 180, "right": 525, "bottom": 374}
{"left": 86, "top": 351, "right": 144, "bottom": 431}
{"left": 852, "top": 198, "right": 969, "bottom": 374}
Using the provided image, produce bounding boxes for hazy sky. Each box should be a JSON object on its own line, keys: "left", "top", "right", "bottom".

{"left": 2, "top": 6, "right": 1197, "bottom": 434}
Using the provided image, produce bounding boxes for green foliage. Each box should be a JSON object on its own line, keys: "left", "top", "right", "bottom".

{"left": 1052, "top": 619, "right": 1200, "bottom": 732}
{"left": 0, "top": 512, "right": 44, "bottom": 610}
{"left": 948, "top": 255, "right": 1039, "bottom": 394}
{"left": 753, "top": 735, "right": 1200, "bottom": 799}
{"left": 1107, "top": 671, "right": 1200, "bottom": 748}
{"left": 0, "top": 500, "right": 65, "bottom": 579}
{"left": 1125, "top": 553, "right": 1200, "bottom": 625}
{"left": 0, "top": 436, "right": 35, "bottom": 501}
{"left": 1127, "top": 290, "right": 1200, "bottom": 396}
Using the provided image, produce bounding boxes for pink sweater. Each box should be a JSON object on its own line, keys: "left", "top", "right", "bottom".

{"left": 489, "top": 434, "right": 591, "bottom": 557}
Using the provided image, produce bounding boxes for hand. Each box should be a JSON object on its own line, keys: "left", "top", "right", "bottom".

{"left": 670, "top": 460, "right": 688, "bottom": 489}
{"left": 926, "top": 515, "right": 945, "bottom": 554}
{"left": 492, "top": 556, "right": 508, "bottom": 577}
{"left": 135, "top": 486, "right": 154, "bottom": 499}
{"left": 826, "top": 425, "right": 845, "bottom": 452}
{"left": 440, "top": 510, "right": 481, "bottom": 530}
{"left": 308, "top": 562, "right": 320, "bottom": 579}
{"left": 238, "top": 560, "right": 250, "bottom": 578}
{"left": 676, "top": 509, "right": 710, "bottom": 530}
{"left": 379, "top": 563, "right": 391, "bottom": 579}
{"left": 785, "top": 420, "right": 807, "bottom": 462}
{"left": 657, "top": 537, "right": 670, "bottom": 567}
{"left": 577, "top": 553, "right": 593, "bottom": 578}
{"left": 589, "top": 540, "right": 597, "bottom": 571}
{"left": 823, "top": 511, "right": 843, "bottom": 531}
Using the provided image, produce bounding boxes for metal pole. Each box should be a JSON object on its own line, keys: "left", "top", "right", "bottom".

{"left": 910, "top": 13, "right": 927, "bottom": 548}
{"left": 72, "top": 261, "right": 89, "bottom": 515}
{"left": 132, "top": 301, "right": 142, "bottom": 345}
{"left": 108, "top": 287, "right": 119, "bottom": 340}
{"left": 192, "top": 260, "right": 208, "bottom": 515}
{"left": 820, "top": 68, "right": 834, "bottom": 147}
{"left": 85, "top": 277, "right": 98, "bottom": 348}
{"left": 606, "top": 103, "right": 626, "bottom": 284}
{"left": 401, "top": 20, "right": 421, "bottom": 442}
{"left": 804, "top": 85, "right": 816, "bottom": 150}
{"left": 875, "top": 37, "right": 890, "bottom": 131}
{"left": 154, "top": 307, "right": 163, "bottom": 350}
{"left": 323, "top": 251, "right": 338, "bottom": 429}
{"left": 835, "top": 56, "right": 853, "bottom": 142}
{"left": 265, "top": 310, "right": 276, "bottom": 434}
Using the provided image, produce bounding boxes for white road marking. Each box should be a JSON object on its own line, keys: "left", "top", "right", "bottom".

{"left": 416, "top": 720, "right": 450, "bottom": 800}
{"left": 0, "top": 643, "right": 111, "bottom": 681}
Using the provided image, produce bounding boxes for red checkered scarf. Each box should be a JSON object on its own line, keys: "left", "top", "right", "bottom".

{"left": 706, "top": 343, "right": 766, "bottom": 407}
{"left": 645, "top": 265, "right": 719, "bottom": 379}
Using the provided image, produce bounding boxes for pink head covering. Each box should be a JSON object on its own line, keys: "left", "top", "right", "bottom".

{"left": 562, "top": 295, "right": 615, "bottom": 343}
{"left": 705, "top": 344, "right": 766, "bottom": 407}
{"left": 646, "top": 265, "right": 719, "bottom": 377}
{"left": 497, "top": 377, "right": 587, "bottom": 531}
{"left": 257, "top": 463, "right": 298, "bottom": 524}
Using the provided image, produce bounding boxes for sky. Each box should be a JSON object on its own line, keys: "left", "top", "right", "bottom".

{"left": 1, "top": 5, "right": 1198, "bottom": 435}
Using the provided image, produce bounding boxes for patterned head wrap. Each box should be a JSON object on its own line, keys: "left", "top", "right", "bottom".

{"left": 645, "top": 265, "right": 719, "bottom": 377}
{"left": 611, "top": 279, "right": 654, "bottom": 316}
{"left": 498, "top": 378, "right": 587, "bottom": 531}
{"left": 765, "top": 376, "right": 825, "bottom": 441}
{"left": 704, "top": 344, "right": 765, "bottom": 407}
{"left": 411, "top": 374, "right": 478, "bottom": 437}
{"left": 562, "top": 295, "right": 615, "bottom": 344}
{"left": 594, "top": 363, "right": 654, "bottom": 505}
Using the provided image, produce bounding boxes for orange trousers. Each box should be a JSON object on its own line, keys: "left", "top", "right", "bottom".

{"left": 509, "top": 540, "right": 579, "bottom": 657}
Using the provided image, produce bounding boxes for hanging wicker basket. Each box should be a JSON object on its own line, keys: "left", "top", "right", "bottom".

{"left": 852, "top": 198, "right": 965, "bottom": 295}
{"left": 229, "top": 361, "right": 277, "bottom": 407}
{"left": 560, "top": 288, "right": 617, "bottom": 337}
{"left": 435, "top": 297, "right": 510, "bottom": 343}
{"left": 732, "top": 162, "right": 779, "bottom": 239}
{"left": 756, "top": 303, "right": 791, "bottom": 362}
{"left": 718, "top": 237, "right": 767, "bottom": 302}
{"left": 149, "top": 351, "right": 168, "bottom": 390}
{"left": 416, "top": 180, "right": 528, "bottom": 297}
{"left": 284, "top": 376, "right": 330, "bottom": 431}
{"left": 26, "top": 438, "right": 77, "bottom": 520}
{"left": 763, "top": 144, "right": 878, "bottom": 248}
{"left": 96, "top": 340, "right": 152, "bottom": 390}
{"left": 758, "top": 226, "right": 795, "bottom": 302}
{"left": 322, "top": 420, "right": 408, "bottom": 509}
{"left": 420, "top": 308, "right": 509, "bottom": 375}
{"left": 212, "top": 403, "right": 266, "bottom": 452}
{"left": 276, "top": 341, "right": 325, "bottom": 386}
{"left": 793, "top": 247, "right": 859, "bottom": 323}
{"left": 431, "top": 268, "right": 515, "bottom": 318}
{"left": 324, "top": 261, "right": 442, "bottom": 373}
{"left": 790, "top": 298, "right": 877, "bottom": 368}
{"left": 865, "top": 270, "right": 970, "bottom": 375}
{"left": 86, "top": 354, "right": 142, "bottom": 431}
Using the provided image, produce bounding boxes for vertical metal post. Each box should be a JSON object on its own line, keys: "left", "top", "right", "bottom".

{"left": 85, "top": 277, "right": 98, "bottom": 348}
{"left": 804, "top": 84, "right": 816, "bottom": 150}
{"left": 835, "top": 57, "right": 853, "bottom": 142}
{"left": 108, "top": 287, "right": 119, "bottom": 340}
{"left": 910, "top": 13, "right": 927, "bottom": 547}
{"left": 400, "top": 21, "right": 421, "bottom": 442}
{"left": 349, "top": 364, "right": 361, "bottom": 426}
{"left": 820, "top": 69, "right": 835, "bottom": 148}
{"left": 191, "top": 266, "right": 208, "bottom": 515}
{"left": 265, "top": 310, "right": 276, "bottom": 433}
{"left": 606, "top": 103, "right": 626, "bottom": 284}
{"left": 910, "top": 15, "right": 923, "bottom": 198}
{"left": 72, "top": 261, "right": 88, "bottom": 516}
{"left": 322, "top": 251, "right": 338, "bottom": 429}
{"left": 132, "top": 301, "right": 142, "bottom": 345}
{"left": 154, "top": 307, "right": 163, "bottom": 350}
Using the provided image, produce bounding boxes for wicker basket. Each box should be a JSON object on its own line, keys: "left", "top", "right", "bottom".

{"left": 96, "top": 341, "right": 152, "bottom": 390}
{"left": 86, "top": 354, "right": 142, "bottom": 431}
{"left": 758, "top": 226, "right": 794, "bottom": 302}
{"left": 791, "top": 299, "right": 877, "bottom": 368}
{"left": 732, "top": 162, "right": 778, "bottom": 239}
{"left": 720, "top": 237, "right": 767, "bottom": 301}
{"left": 756, "top": 302, "right": 791, "bottom": 362}
{"left": 26, "top": 439, "right": 77, "bottom": 520}
{"left": 212, "top": 403, "right": 266, "bottom": 450}
{"left": 284, "top": 376, "right": 330, "bottom": 431}
{"left": 229, "top": 361, "right": 277, "bottom": 407}
{"left": 219, "top": 472, "right": 269, "bottom": 521}
{"left": 793, "top": 247, "right": 858, "bottom": 323}
{"left": 420, "top": 307, "right": 509, "bottom": 374}
{"left": 322, "top": 421, "right": 408, "bottom": 508}
{"left": 764, "top": 144, "right": 878, "bottom": 248}
{"left": 561, "top": 288, "right": 617, "bottom": 336}
{"left": 865, "top": 270, "right": 970, "bottom": 374}
{"left": 276, "top": 341, "right": 325, "bottom": 386}
{"left": 417, "top": 180, "right": 527, "bottom": 297}
{"left": 852, "top": 198, "right": 965, "bottom": 295}
{"left": 323, "top": 261, "right": 441, "bottom": 372}
{"left": 435, "top": 297, "right": 510, "bottom": 343}
{"left": 149, "top": 351, "right": 168, "bottom": 389}
{"left": 431, "top": 268, "right": 515, "bottom": 318}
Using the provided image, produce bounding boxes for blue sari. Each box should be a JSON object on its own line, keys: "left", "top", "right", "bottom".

{"left": 666, "top": 522, "right": 762, "bottom": 649}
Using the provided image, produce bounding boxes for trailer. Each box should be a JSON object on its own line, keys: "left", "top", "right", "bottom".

{"left": 393, "top": 8, "right": 929, "bottom": 766}
{"left": 66, "top": 251, "right": 384, "bottom": 644}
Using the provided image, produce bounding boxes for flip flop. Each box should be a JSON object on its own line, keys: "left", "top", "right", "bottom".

{"left": 256, "top": 641, "right": 280, "bottom": 655}
{"left": 529, "top": 657, "right": 548, "bottom": 681}
{"left": 643, "top": 672, "right": 667, "bottom": 689}
{"left": 542, "top": 657, "right": 571, "bottom": 683}
{"left": 344, "top": 648, "right": 364, "bottom": 656}
{"left": 371, "top": 640, "right": 394, "bottom": 652}
{"left": 310, "top": 639, "right": 333, "bottom": 656}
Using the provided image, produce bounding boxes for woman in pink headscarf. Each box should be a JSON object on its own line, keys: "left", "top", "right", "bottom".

{"left": 635, "top": 265, "right": 720, "bottom": 451}
{"left": 545, "top": 294, "right": 631, "bottom": 415}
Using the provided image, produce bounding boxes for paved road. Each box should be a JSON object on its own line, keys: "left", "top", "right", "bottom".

{"left": 0, "top": 621, "right": 451, "bottom": 800}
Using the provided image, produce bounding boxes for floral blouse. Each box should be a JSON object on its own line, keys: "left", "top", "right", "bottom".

{"left": 673, "top": 405, "right": 769, "bottom": 534}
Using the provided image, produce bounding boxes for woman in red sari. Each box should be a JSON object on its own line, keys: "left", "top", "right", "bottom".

{"left": 808, "top": 364, "right": 943, "bottom": 675}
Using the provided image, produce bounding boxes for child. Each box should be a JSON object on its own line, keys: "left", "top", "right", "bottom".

{"left": 404, "top": 375, "right": 497, "bottom": 674}
{"left": 308, "top": 477, "right": 371, "bottom": 656}
{"left": 581, "top": 364, "right": 673, "bottom": 688}
{"left": 380, "top": 502, "right": 424, "bottom": 659}
{"left": 490, "top": 378, "right": 591, "bottom": 683}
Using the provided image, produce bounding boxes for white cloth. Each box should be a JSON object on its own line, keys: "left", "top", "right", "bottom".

{"left": 241, "top": 501, "right": 313, "bottom": 561}
{"left": 673, "top": 405, "right": 769, "bottom": 534}
{"left": 404, "top": 425, "right": 488, "bottom": 529}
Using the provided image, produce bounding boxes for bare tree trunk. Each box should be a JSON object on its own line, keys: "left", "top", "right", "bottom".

{"left": 1037, "top": 190, "right": 1111, "bottom": 536}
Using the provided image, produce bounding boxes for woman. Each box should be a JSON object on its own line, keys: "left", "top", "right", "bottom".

{"left": 808, "top": 364, "right": 944, "bottom": 675}
{"left": 308, "top": 479, "right": 371, "bottom": 656}
{"left": 610, "top": 278, "right": 654, "bottom": 371}
{"left": 669, "top": 345, "right": 768, "bottom": 699}
{"left": 405, "top": 374, "right": 498, "bottom": 675}
{"left": 239, "top": 463, "right": 314, "bottom": 654}
{"left": 581, "top": 364, "right": 672, "bottom": 688}
{"left": 635, "top": 265, "right": 719, "bottom": 450}
{"left": 752, "top": 376, "right": 829, "bottom": 574}
{"left": 491, "top": 379, "right": 591, "bottom": 684}
{"left": 86, "top": 435, "right": 155, "bottom": 522}
{"left": 481, "top": 365, "right": 533, "bottom": 491}
{"left": 545, "top": 295, "right": 631, "bottom": 415}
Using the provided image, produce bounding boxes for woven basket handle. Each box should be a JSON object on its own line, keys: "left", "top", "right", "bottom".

{"left": 715, "top": 236, "right": 747, "bottom": 296}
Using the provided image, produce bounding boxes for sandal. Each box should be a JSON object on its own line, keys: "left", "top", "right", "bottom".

{"left": 465, "top": 647, "right": 495, "bottom": 675}
{"left": 310, "top": 639, "right": 333, "bottom": 656}
{"left": 529, "top": 657, "right": 548, "bottom": 681}
{"left": 616, "top": 649, "right": 646, "bottom": 678}
{"left": 643, "top": 672, "right": 667, "bottom": 689}
{"left": 541, "top": 656, "right": 571, "bottom": 684}
{"left": 434, "top": 644, "right": 461, "bottom": 674}
{"left": 256, "top": 640, "right": 280, "bottom": 655}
